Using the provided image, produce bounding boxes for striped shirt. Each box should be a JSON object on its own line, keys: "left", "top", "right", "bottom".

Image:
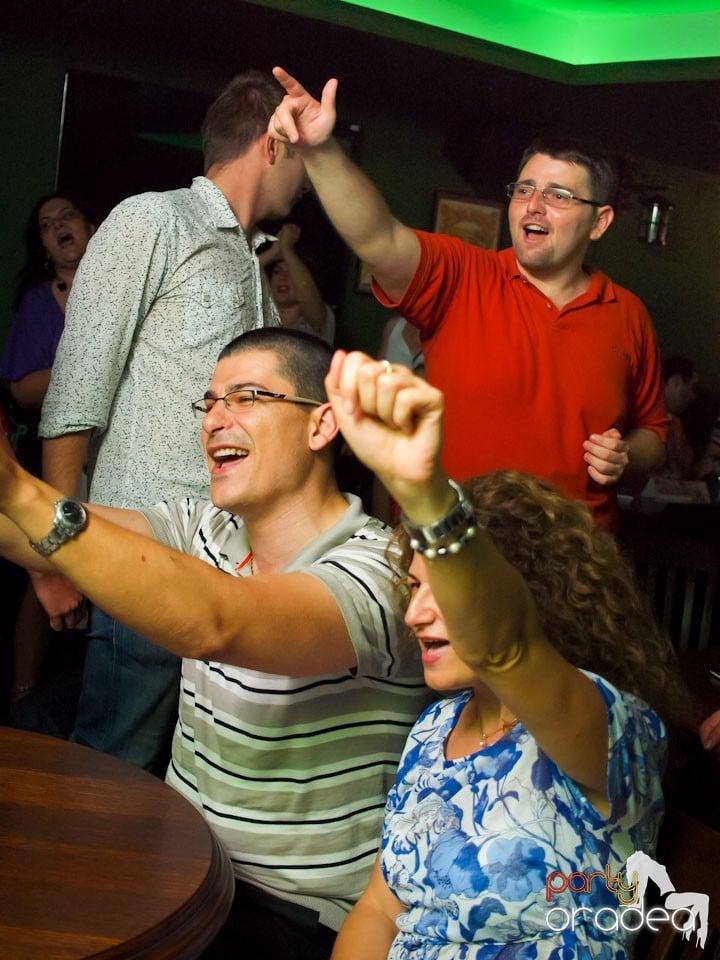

{"left": 140, "top": 494, "right": 429, "bottom": 930}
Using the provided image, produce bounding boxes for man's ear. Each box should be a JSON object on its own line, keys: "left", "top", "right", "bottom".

{"left": 266, "top": 134, "right": 281, "bottom": 166}
{"left": 308, "top": 403, "right": 339, "bottom": 451}
{"left": 589, "top": 204, "right": 614, "bottom": 241}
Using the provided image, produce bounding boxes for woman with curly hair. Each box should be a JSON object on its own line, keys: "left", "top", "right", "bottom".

{"left": 325, "top": 350, "right": 686, "bottom": 960}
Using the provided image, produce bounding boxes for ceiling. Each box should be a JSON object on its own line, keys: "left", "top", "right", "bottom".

{"left": 4, "top": 0, "right": 719, "bottom": 174}
{"left": 243, "top": 0, "right": 720, "bottom": 84}
{"left": 238, "top": 0, "right": 720, "bottom": 174}
{"left": 334, "top": 0, "right": 720, "bottom": 67}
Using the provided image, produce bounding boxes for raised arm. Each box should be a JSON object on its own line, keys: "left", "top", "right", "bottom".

{"left": 326, "top": 351, "right": 609, "bottom": 800}
{"left": 269, "top": 68, "right": 420, "bottom": 303}
{"left": 0, "top": 440, "right": 356, "bottom": 676}
{"left": 267, "top": 224, "right": 329, "bottom": 335}
{"left": 0, "top": 430, "right": 153, "bottom": 572}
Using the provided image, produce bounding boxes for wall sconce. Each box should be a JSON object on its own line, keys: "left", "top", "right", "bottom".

{"left": 638, "top": 192, "right": 673, "bottom": 247}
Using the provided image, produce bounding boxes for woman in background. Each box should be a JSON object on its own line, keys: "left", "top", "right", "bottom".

{"left": 1, "top": 194, "right": 95, "bottom": 416}
{"left": 262, "top": 222, "right": 335, "bottom": 345}
{"left": 1, "top": 193, "right": 95, "bottom": 707}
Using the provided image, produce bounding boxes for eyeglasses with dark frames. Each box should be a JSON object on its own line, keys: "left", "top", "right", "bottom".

{"left": 191, "top": 387, "right": 322, "bottom": 419}
{"left": 505, "top": 182, "right": 606, "bottom": 209}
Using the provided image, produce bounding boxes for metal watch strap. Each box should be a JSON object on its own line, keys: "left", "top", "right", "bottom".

{"left": 401, "top": 479, "right": 477, "bottom": 559}
{"left": 29, "top": 498, "right": 88, "bottom": 557}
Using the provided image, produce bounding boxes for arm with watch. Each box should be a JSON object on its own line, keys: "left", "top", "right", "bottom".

{"left": 0, "top": 421, "right": 364, "bottom": 676}
{"left": 0, "top": 424, "right": 153, "bottom": 572}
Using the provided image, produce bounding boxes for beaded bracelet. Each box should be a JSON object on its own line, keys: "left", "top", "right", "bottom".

{"left": 401, "top": 479, "right": 477, "bottom": 559}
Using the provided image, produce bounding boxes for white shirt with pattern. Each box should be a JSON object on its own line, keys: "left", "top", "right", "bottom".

{"left": 40, "top": 176, "right": 279, "bottom": 507}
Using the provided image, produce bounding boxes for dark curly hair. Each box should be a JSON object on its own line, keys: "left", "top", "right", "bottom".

{"left": 394, "top": 470, "right": 688, "bottom": 729}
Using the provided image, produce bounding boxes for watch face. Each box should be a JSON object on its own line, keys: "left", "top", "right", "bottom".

{"left": 59, "top": 499, "right": 86, "bottom": 527}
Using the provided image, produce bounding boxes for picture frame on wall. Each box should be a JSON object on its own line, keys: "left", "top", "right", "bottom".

{"left": 433, "top": 193, "right": 503, "bottom": 249}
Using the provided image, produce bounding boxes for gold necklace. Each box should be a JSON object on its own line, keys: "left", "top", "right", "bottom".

{"left": 479, "top": 714, "right": 518, "bottom": 749}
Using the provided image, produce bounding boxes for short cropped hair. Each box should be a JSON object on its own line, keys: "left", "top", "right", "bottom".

{"left": 662, "top": 355, "right": 695, "bottom": 384}
{"left": 202, "top": 70, "right": 284, "bottom": 172}
{"left": 218, "top": 328, "right": 332, "bottom": 403}
{"left": 518, "top": 138, "right": 619, "bottom": 206}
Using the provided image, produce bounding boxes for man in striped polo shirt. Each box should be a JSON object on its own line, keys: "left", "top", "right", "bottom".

{"left": 0, "top": 327, "right": 427, "bottom": 959}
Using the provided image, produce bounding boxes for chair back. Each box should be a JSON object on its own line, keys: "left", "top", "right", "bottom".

{"left": 635, "top": 808, "right": 720, "bottom": 958}
{"left": 619, "top": 524, "right": 719, "bottom": 653}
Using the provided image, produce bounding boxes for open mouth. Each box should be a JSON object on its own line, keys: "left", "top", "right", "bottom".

{"left": 523, "top": 223, "right": 549, "bottom": 238}
{"left": 211, "top": 447, "right": 249, "bottom": 470}
{"left": 57, "top": 231, "right": 75, "bottom": 247}
{"left": 419, "top": 638, "right": 450, "bottom": 663}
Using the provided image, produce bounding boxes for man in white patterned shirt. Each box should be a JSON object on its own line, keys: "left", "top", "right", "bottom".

{"left": 36, "top": 71, "right": 308, "bottom": 773}
{"left": 0, "top": 328, "right": 427, "bottom": 960}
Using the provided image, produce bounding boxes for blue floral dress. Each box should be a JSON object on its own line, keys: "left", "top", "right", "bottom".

{"left": 380, "top": 672, "right": 666, "bottom": 959}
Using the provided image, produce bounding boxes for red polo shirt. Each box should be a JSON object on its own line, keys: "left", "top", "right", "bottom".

{"left": 374, "top": 231, "right": 668, "bottom": 529}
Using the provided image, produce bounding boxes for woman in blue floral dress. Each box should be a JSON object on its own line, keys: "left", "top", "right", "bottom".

{"left": 325, "top": 351, "right": 686, "bottom": 960}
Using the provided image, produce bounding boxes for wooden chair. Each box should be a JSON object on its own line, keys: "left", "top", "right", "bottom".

{"left": 618, "top": 521, "right": 719, "bottom": 653}
{"left": 635, "top": 808, "right": 720, "bottom": 958}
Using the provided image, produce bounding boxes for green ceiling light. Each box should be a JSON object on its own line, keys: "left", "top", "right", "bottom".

{"left": 335, "top": 0, "right": 720, "bottom": 64}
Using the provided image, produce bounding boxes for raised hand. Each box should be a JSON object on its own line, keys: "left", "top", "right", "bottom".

{"left": 326, "top": 350, "right": 447, "bottom": 515}
{"left": 269, "top": 67, "right": 338, "bottom": 148}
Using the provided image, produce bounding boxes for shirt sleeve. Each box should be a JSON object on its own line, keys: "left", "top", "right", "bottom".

{"left": 627, "top": 302, "right": 670, "bottom": 442}
{"left": 305, "top": 531, "right": 418, "bottom": 681}
{"left": 372, "top": 230, "right": 488, "bottom": 338}
{"left": 138, "top": 498, "right": 250, "bottom": 568}
{"left": 593, "top": 674, "right": 667, "bottom": 825}
{"left": 39, "top": 195, "right": 171, "bottom": 438}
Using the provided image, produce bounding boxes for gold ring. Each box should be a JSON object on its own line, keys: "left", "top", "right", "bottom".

{"left": 380, "top": 360, "right": 394, "bottom": 375}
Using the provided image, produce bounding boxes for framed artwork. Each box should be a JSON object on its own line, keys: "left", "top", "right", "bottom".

{"left": 433, "top": 193, "right": 503, "bottom": 249}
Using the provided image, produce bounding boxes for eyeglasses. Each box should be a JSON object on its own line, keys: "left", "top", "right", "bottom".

{"left": 191, "top": 387, "right": 322, "bottom": 419}
{"left": 505, "top": 182, "right": 606, "bottom": 209}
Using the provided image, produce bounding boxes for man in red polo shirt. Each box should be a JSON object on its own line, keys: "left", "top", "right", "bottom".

{"left": 268, "top": 68, "right": 668, "bottom": 530}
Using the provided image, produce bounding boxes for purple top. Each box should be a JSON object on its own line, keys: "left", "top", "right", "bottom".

{"left": 0, "top": 283, "right": 65, "bottom": 382}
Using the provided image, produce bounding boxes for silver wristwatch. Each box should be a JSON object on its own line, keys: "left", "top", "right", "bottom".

{"left": 29, "top": 497, "right": 88, "bottom": 557}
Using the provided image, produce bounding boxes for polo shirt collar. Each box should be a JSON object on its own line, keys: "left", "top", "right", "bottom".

{"left": 283, "top": 495, "right": 369, "bottom": 571}
{"left": 500, "top": 246, "right": 616, "bottom": 305}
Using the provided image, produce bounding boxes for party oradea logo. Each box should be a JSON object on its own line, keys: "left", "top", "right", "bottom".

{"left": 544, "top": 851, "right": 709, "bottom": 947}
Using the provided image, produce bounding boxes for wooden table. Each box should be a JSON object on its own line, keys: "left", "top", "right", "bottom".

{"left": 0, "top": 727, "right": 234, "bottom": 959}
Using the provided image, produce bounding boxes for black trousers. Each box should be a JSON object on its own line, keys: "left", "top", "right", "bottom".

{"left": 200, "top": 880, "right": 338, "bottom": 960}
